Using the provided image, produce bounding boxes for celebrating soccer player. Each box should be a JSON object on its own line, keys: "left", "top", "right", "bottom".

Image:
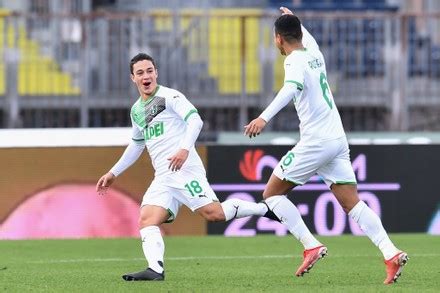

{"left": 244, "top": 7, "right": 408, "bottom": 284}
{"left": 96, "top": 53, "right": 277, "bottom": 281}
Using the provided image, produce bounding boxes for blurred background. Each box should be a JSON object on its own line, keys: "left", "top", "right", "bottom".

{"left": 0, "top": 0, "right": 439, "bottom": 136}
{"left": 0, "top": 0, "right": 439, "bottom": 239}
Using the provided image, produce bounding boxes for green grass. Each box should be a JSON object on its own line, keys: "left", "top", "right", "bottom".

{"left": 0, "top": 234, "right": 439, "bottom": 292}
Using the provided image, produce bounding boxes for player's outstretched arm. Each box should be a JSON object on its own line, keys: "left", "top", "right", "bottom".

{"left": 245, "top": 82, "right": 299, "bottom": 138}
{"left": 109, "top": 140, "right": 144, "bottom": 176}
{"left": 96, "top": 140, "right": 144, "bottom": 195}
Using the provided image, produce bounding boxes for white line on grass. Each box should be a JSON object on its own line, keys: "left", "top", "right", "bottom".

{"left": 27, "top": 253, "right": 438, "bottom": 264}
{"left": 27, "top": 255, "right": 296, "bottom": 264}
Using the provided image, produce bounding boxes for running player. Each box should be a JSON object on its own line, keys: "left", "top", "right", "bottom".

{"left": 244, "top": 7, "right": 408, "bottom": 284}
{"left": 96, "top": 53, "right": 275, "bottom": 281}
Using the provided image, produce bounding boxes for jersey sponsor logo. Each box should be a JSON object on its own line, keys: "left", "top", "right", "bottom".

{"left": 145, "top": 97, "right": 166, "bottom": 124}
{"left": 150, "top": 105, "right": 159, "bottom": 116}
{"left": 308, "top": 58, "right": 323, "bottom": 69}
{"left": 132, "top": 97, "right": 166, "bottom": 129}
{"left": 144, "top": 121, "right": 164, "bottom": 140}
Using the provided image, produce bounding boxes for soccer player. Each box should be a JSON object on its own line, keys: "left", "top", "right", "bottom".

{"left": 96, "top": 53, "right": 275, "bottom": 281}
{"left": 244, "top": 7, "right": 408, "bottom": 284}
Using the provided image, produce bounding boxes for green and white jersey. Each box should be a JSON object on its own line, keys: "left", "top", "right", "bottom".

{"left": 130, "top": 85, "right": 204, "bottom": 176}
{"left": 284, "top": 32, "right": 345, "bottom": 143}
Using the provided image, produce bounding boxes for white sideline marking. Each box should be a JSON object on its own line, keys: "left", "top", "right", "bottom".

{"left": 28, "top": 255, "right": 296, "bottom": 264}
{"left": 27, "top": 253, "right": 437, "bottom": 264}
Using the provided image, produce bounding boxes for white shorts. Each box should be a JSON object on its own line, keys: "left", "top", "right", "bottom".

{"left": 273, "top": 136, "right": 357, "bottom": 187}
{"left": 141, "top": 166, "right": 219, "bottom": 222}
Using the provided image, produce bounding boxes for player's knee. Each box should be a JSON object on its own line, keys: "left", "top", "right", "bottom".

{"left": 340, "top": 199, "right": 358, "bottom": 214}
{"left": 138, "top": 215, "right": 149, "bottom": 228}
{"left": 138, "top": 214, "right": 160, "bottom": 228}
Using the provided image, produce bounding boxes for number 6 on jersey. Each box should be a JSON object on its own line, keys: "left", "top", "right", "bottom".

{"left": 320, "top": 72, "right": 333, "bottom": 109}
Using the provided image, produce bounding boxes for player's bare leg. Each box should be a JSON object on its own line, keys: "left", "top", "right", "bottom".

{"left": 329, "top": 184, "right": 360, "bottom": 213}
{"left": 331, "top": 184, "right": 408, "bottom": 284}
{"left": 196, "top": 200, "right": 276, "bottom": 222}
{"left": 197, "top": 202, "right": 227, "bottom": 221}
{"left": 122, "top": 205, "right": 169, "bottom": 281}
{"left": 263, "top": 174, "right": 327, "bottom": 277}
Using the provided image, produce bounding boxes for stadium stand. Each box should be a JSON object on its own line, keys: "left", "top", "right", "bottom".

{"left": 269, "top": 0, "right": 398, "bottom": 11}
{"left": 0, "top": 10, "right": 80, "bottom": 96}
{"left": 208, "top": 9, "right": 262, "bottom": 94}
{"left": 0, "top": 0, "right": 439, "bottom": 132}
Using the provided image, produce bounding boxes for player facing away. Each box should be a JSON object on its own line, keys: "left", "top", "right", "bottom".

{"left": 244, "top": 8, "right": 408, "bottom": 284}
{"left": 96, "top": 53, "right": 276, "bottom": 281}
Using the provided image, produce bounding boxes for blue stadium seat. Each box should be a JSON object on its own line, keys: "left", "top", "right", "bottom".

{"left": 430, "top": 46, "right": 440, "bottom": 77}
{"left": 268, "top": 0, "right": 397, "bottom": 11}
{"left": 269, "top": 0, "right": 398, "bottom": 11}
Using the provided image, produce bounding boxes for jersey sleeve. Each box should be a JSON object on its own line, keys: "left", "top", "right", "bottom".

{"left": 167, "top": 91, "right": 198, "bottom": 122}
{"left": 179, "top": 113, "right": 203, "bottom": 150}
{"left": 109, "top": 140, "right": 144, "bottom": 177}
{"left": 301, "top": 24, "right": 319, "bottom": 52}
{"left": 130, "top": 114, "right": 144, "bottom": 144}
{"left": 259, "top": 82, "right": 301, "bottom": 123}
{"left": 283, "top": 54, "right": 305, "bottom": 91}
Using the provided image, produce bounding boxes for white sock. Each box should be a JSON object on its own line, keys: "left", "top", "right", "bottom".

{"left": 140, "top": 226, "right": 164, "bottom": 273}
{"left": 221, "top": 199, "right": 268, "bottom": 221}
{"left": 266, "top": 195, "right": 322, "bottom": 249}
{"left": 349, "top": 201, "right": 400, "bottom": 260}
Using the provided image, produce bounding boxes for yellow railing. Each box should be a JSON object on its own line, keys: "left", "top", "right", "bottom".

{"left": 0, "top": 10, "right": 80, "bottom": 95}
{"left": 150, "top": 8, "right": 264, "bottom": 94}
{"left": 208, "top": 9, "right": 262, "bottom": 94}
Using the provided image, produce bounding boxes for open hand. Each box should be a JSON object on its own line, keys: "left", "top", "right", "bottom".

{"left": 168, "top": 149, "right": 189, "bottom": 172}
{"left": 244, "top": 117, "right": 267, "bottom": 138}
{"left": 96, "top": 172, "right": 116, "bottom": 195}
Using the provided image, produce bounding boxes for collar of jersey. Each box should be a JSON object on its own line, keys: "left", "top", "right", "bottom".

{"left": 293, "top": 47, "right": 307, "bottom": 52}
{"left": 140, "top": 85, "right": 161, "bottom": 105}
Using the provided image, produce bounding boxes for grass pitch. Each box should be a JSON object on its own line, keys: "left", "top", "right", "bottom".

{"left": 0, "top": 234, "right": 439, "bottom": 292}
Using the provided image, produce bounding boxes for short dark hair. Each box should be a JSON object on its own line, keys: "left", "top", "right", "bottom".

{"left": 129, "top": 53, "right": 156, "bottom": 74}
{"left": 274, "top": 14, "right": 303, "bottom": 43}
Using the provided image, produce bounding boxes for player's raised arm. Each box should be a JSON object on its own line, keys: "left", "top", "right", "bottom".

{"left": 280, "top": 6, "right": 320, "bottom": 51}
